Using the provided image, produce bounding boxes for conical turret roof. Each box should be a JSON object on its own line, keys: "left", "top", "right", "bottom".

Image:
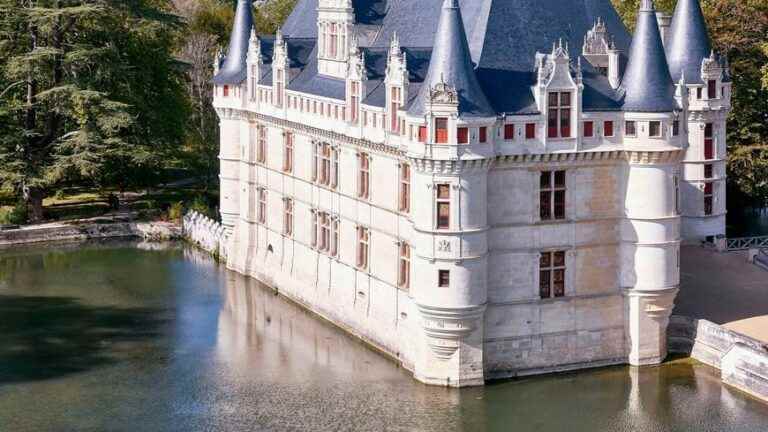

{"left": 620, "top": 0, "right": 675, "bottom": 112}
{"left": 407, "top": 0, "right": 495, "bottom": 118}
{"left": 213, "top": 0, "right": 254, "bottom": 85}
{"left": 665, "top": 0, "right": 712, "bottom": 84}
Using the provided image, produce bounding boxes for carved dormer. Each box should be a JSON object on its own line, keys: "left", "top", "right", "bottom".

{"left": 247, "top": 29, "right": 262, "bottom": 103}
{"left": 317, "top": 0, "right": 355, "bottom": 79}
{"left": 385, "top": 33, "right": 408, "bottom": 134}
{"left": 700, "top": 50, "right": 728, "bottom": 101}
{"left": 535, "top": 39, "right": 582, "bottom": 140}
{"left": 582, "top": 18, "right": 621, "bottom": 89}
{"left": 272, "top": 27, "right": 289, "bottom": 108}
{"left": 346, "top": 34, "right": 366, "bottom": 124}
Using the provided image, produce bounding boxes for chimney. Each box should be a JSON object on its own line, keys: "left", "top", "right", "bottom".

{"left": 656, "top": 12, "right": 672, "bottom": 47}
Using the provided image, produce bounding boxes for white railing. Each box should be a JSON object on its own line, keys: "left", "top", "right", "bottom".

{"left": 725, "top": 236, "right": 768, "bottom": 251}
{"left": 182, "top": 210, "right": 229, "bottom": 260}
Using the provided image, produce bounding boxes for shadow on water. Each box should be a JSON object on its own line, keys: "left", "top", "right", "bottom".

{"left": 0, "top": 294, "right": 167, "bottom": 384}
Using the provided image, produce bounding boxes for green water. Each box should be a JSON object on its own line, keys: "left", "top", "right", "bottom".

{"left": 1, "top": 241, "right": 767, "bottom": 432}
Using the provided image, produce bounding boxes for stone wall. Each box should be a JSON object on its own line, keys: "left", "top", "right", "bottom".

{"left": 182, "top": 211, "right": 230, "bottom": 260}
{"left": 0, "top": 221, "right": 179, "bottom": 246}
{"left": 669, "top": 315, "right": 768, "bottom": 401}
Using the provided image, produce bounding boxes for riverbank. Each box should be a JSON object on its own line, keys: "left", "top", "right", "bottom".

{"left": 0, "top": 215, "right": 181, "bottom": 247}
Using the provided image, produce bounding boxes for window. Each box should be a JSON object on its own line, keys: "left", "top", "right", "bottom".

{"left": 331, "top": 147, "right": 339, "bottom": 189}
{"left": 504, "top": 124, "right": 515, "bottom": 140}
{"left": 418, "top": 126, "right": 427, "bottom": 143}
{"left": 674, "top": 176, "right": 680, "bottom": 215}
{"left": 329, "top": 23, "right": 338, "bottom": 58}
{"left": 390, "top": 87, "right": 402, "bottom": 133}
{"left": 319, "top": 212, "right": 330, "bottom": 251}
{"left": 547, "top": 92, "right": 572, "bottom": 138}
{"left": 320, "top": 143, "right": 331, "bottom": 185}
{"left": 438, "top": 270, "right": 450, "bottom": 288}
{"left": 672, "top": 120, "right": 680, "bottom": 137}
{"left": 357, "top": 226, "right": 369, "bottom": 270}
{"left": 704, "top": 182, "right": 714, "bottom": 216}
{"left": 331, "top": 218, "right": 339, "bottom": 257}
{"left": 525, "top": 123, "right": 536, "bottom": 140}
{"left": 704, "top": 164, "right": 713, "bottom": 179}
{"left": 258, "top": 188, "right": 267, "bottom": 224}
{"left": 540, "top": 171, "right": 566, "bottom": 221}
{"left": 457, "top": 127, "right": 469, "bottom": 144}
{"left": 708, "top": 80, "right": 717, "bottom": 99}
{"left": 479, "top": 127, "right": 488, "bottom": 143}
{"left": 697, "top": 87, "right": 703, "bottom": 99}
{"left": 283, "top": 132, "right": 294, "bottom": 173}
{"left": 625, "top": 121, "right": 637, "bottom": 137}
{"left": 649, "top": 121, "right": 662, "bottom": 138}
{"left": 604, "top": 120, "right": 614, "bottom": 137}
{"left": 705, "top": 123, "right": 714, "bottom": 160}
{"left": 311, "top": 211, "right": 317, "bottom": 248}
{"left": 283, "top": 199, "right": 293, "bottom": 236}
{"left": 435, "top": 118, "right": 448, "bottom": 143}
{"left": 275, "top": 69, "right": 284, "bottom": 107}
{"left": 399, "top": 163, "right": 411, "bottom": 213}
{"left": 223, "top": 85, "right": 229, "bottom": 97}
{"left": 398, "top": 242, "right": 410, "bottom": 289}
{"left": 436, "top": 184, "right": 451, "bottom": 229}
{"left": 540, "top": 251, "right": 566, "bottom": 299}
{"left": 583, "top": 121, "right": 594, "bottom": 138}
{"left": 257, "top": 126, "right": 267, "bottom": 164}
{"left": 358, "top": 153, "right": 370, "bottom": 199}
{"left": 350, "top": 81, "right": 360, "bottom": 124}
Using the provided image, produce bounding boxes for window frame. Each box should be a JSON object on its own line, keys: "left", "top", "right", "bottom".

{"left": 649, "top": 121, "right": 662, "bottom": 138}
{"left": 358, "top": 152, "right": 370, "bottom": 199}
{"left": 525, "top": 123, "right": 536, "bottom": 140}
{"left": 547, "top": 92, "right": 572, "bottom": 138}
{"left": 257, "top": 125, "right": 268, "bottom": 164}
{"left": 704, "top": 123, "right": 714, "bottom": 160}
{"left": 540, "top": 170, "right": 566, "bottom": 221}
{"left": 604, "top": 120, "right": 614, "bottom": 137}
{"left": 357, "top": 226, "right": 370, "bottom": 270}
{"left": 438, "top": 270, "right": 450, "bottom": 288}
{"left": 436, "top": 184, "right": 451, "bottom": 230}
{"left": 504, "top": 124, "right": 515, "bottom": 141}
{"left": 398, "top": 242, "right": 410, "bottom": 289}
{"left": 434, "top": 118, "right": 449, "bottom": 144}
{"left": 625, "top": 120, "right": 637, "bottom": 137}
{"left": 283, "top": 132, "right": 294, "bottom": 173}
{"left": 539, "top": 250, "right": 566, "bottom": 299}
{"left": 583, "top": 121, "right": 594, "bottom": 138}
{"left": 283, "top": 198, "right": 293, "bottom": 236}
{"left": 399, "top": 163, "right": 411, "bottom": 213}
{"left": 258, "top": 188, "right": 268, "bottom": 224}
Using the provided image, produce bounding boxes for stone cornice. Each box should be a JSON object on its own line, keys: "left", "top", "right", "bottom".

{"left": 494, "top": 148, "right": 684, "bottom": 167}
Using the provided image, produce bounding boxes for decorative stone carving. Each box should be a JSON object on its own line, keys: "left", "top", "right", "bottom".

{"left": 437, "top": 239, "right": 451, "bottom": 252}
{"left": 417, "top": 303, "right": 486, "bottom": 359}
{"left": 429, "top": 76, "right": 458, "bottom": 105}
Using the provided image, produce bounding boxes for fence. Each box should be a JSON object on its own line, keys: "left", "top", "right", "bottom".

{"left": 182, "top": 210, "right": 229, "bottom": 261}
{"left": 724, "top": 236, "right": 768, "bottom": 251}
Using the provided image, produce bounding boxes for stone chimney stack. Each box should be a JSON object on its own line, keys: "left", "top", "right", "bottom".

{"left": 656, "top": 12, "right": 672, "bottom": 47}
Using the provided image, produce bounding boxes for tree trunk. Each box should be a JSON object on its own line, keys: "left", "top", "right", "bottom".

{"left": 24, "top": 187, "right": 45, "bottom": 223}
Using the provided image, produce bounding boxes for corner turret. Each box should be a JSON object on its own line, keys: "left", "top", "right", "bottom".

{"left": 665, "top": 0, "right": 711, "bottom": 83}
{"left": 213, "top": 0, "right": 254, "bottom": 86}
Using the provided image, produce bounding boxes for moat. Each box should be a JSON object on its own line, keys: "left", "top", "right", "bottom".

{"left": 1, "top": 241, "right": 767, "bottom": 431}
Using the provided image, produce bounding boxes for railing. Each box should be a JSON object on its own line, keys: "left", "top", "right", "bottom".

{"left": 725, "top": 236, "right": 768, "bottom": 251}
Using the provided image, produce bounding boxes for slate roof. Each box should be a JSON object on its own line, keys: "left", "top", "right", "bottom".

{"left": 620, "top": 0, "right": 676, "bottom": 112}
{"left": 666, "top": 0, "right": 711, "bottom": 84}
{"left": 217, "top": 0, "right": 704, "bottom": 114}
{"left": 213, "top": 0, "right": 253, "bottom": 85}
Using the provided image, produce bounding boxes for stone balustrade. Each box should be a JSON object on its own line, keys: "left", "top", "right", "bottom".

{"left": 182, "top": 211, "right": 230, "bottom": 260}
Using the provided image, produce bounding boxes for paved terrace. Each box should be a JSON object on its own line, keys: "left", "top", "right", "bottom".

{"left": 678, "top": 245, "right": 768, "bottom": 343}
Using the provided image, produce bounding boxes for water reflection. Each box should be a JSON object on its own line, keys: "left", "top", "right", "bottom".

{"left": 0, "top": 241, "right": 767, "bottom": 432}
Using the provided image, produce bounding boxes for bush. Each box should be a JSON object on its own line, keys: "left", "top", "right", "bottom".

{"left": 168, "top": 201, "right": 184, "bottom": 222}
{"left": 0, "top": 202, "right": 29, "bottom": 225}
{"left": 188, "top": 195, "right": 213, "bottom": 218}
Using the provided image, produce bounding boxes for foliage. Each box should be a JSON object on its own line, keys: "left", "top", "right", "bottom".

{"left": 187, "top": 195, "right": 214, "bottom": 218}
{"left": 0, "top": 0, "right": 189, "bottom": 221}
{"left": 610, "top": 0, "right": 676, "bottom": 30}
{"left": 168, "top": 200, "right": 184, "bottom": 221}
{"left": 254, "top": 0, "right": 298, "bottom": 35}
{"left": 0, "top": 202, "right": 28, "bottom": 225}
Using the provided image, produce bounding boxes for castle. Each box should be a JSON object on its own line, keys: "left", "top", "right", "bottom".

{"left": 212, "top": 0, "right": 730, "bottom": 386}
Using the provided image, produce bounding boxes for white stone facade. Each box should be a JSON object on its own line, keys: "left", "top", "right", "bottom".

{"left": 212, "top": 1, "right": 730, "bottom": 386}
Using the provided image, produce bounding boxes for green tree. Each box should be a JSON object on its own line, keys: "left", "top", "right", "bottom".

{"left": 0, "top": 0, "right": 188, "bottom": 220}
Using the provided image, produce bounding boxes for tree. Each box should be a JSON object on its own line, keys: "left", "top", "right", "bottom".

{"left": 0, "top": 0, "right": 188, "bottom": 220}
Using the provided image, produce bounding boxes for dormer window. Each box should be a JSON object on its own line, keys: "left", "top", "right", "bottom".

{"left": 649, "top": 121, "right": 662, "bottom": 138}
{"left": 223, "top": 85, "right": 229, "bottom": 97}
{"left": 547, "top": 92, "right": 571, "bottom": 138}
{"left": 350, "top": 82, "right": 360, "bottom": 124}
{"left": 390, "top": 87, "right": 402, "bottom": 133}
{"left": 457, "top": 127, "right": 469, "bottom": 144}
{"left": 708, "top": 80, "right": 717, "bottom": 99}
{"left": 625, "top": 121, "right": 637, "bottom": 137}
{"left": 329, "top": 23, "right": 338, "bottom": 59}
{"left": 434, "top": 118, "right": 448, "bottom": 144}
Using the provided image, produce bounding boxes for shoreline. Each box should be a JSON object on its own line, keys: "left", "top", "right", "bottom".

{"left": 0, "top": 218, "right": 181, "bottom": 247}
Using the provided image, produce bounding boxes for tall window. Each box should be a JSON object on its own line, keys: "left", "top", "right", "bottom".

{"left": 350, "top": 82, "right": 360, "bottom": 124}
{"left": 540, "top": 251, "right": 566, "bottom": 299}
{"left": 525, "top": 123, "right": 536, "bottom": 140}
{"left": 540, "top": 171, "right": 566, "bottom": 221}
{"left": 704, "top": 123, "right": 714, "bottom": 160}
{"left": 399, "top": 163, "right": 411, "bottom": 213}
{"left": 434, "top": 118, "right": 448, "bottom": 144}
{"left": 250, "top": 67, "right": 257, "bottom": 101}
{"left": 708, "top": 80, "right": 717, "bottom": 99}
{"left": 625, "top": 121, "right": 637, "bottom": 137}
{"left": 319, "top": 212, "right": 330, "bottom": 251}
{"left": 258, "top": 188, "right": 267, "bottom": 224}
{"left": 398, "top": 242, "right": 410, "bottom": 289}
{"left": 649, "top": 121, "right": 662, "bottom": 138}
{"left": 331, "top": 218, "right": 339, "bottom": 257}
{"left": 311, "top": 211, "right": 317, "bottom": 248}
{"left": 504, "top": 124, "right": 515, "bottom": 140}
{"left": 275, "top": 69, "right": 284, "bottom": 107}
{"left": 357, "top": 226, "right": 369, "bottom": 270}
{"left": 320, "top": 143, "right": 331, "bottom": 185}
{"left": 257, "top": 126, "right": 267, "bottom": 164}
{"left": 457, "top": 127, "right": 469, "bottom": 144}
{"left": 604, "top": 120, "right": 614, "bottom": 137}
{"left": 358, "top": 153, "right": 370, "bottom": 199}
{"left": 674, "top": 176, "right": 680, "bottom": 215}
{"left": 390, "top": 87, "right": 402, "bottom": 133}
{"left": 704, "top": 182, "right": 714, "bottom": 216}
{"left": 672, "top": 120, "right": 680, "bottom": 137}
{"left": 283, "top": 199, "right": 293, "bottom": 236}
{"left": 329, "top": 23, "right": 338, "bottom": 58}
{"left": 331, "top": 147, "right": 339, "bottom": 189}
{"left": 583, "top": 121, "right": 594, "bottom": 138}
{"left": 547, "top": 92, "right": 571, "bottom": 138}
{"left": 283, "top": 132, "right": 294, "bottom": 173}
{"left": 436, "top": 184, "right": 450, "bottom": 229}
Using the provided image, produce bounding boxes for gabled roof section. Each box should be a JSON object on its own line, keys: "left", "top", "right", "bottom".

{"left": 666, "top": 0, "right": 712, "bottom": 84}
{"left": 408, "top": 0, "right": 494, "bottom": 118}
{"left": 620, "top": 0, "right": 675, "bottom": 113}
{"left": 213, "top": 0, "right": 253, "bottom": 85}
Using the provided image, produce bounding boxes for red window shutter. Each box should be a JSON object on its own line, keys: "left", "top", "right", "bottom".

{"left": 418, "top": 126, "right": 427, "bottom": 143}
{"left": 479, "top": 127, "right": 487, "bottom": 143}
{"left": 457, "top": 127, "right": 469, "bottom": 144}
{"left": 604, "top": 121, "right": 614, "bottom": 137}
{"left": 504, "top": 124, "right": 514, "bottom": 140}
{"left": 223, "top": 85, "right": 229, "bottom": 97}
{"left": 584, "top": 121, "right": 594, "bottom": 138}
{"left": 435, "top": 118, "right": 448, "bottom": 143}
{"left": 526, "top": 123, "right": 536, "bottom": 139}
